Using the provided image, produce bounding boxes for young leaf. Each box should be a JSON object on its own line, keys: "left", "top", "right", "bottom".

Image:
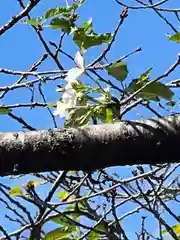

{"left": 21, "top": 18, "right": 42, "bottom": 27}
{"left": 9, "top": 185, "right": 23, "bottom": 197}
{"left": 49, "top": 18, "right": 74, "bottom": 33}
{"left": 72, "top": 19, "right": 113, "bottom": 51}
{"left": 106, "top": 61, "right": 128, "bottom": 81}
{"left": 169, "top": 32, "right": 180, "bottom": 43}
{"left": 127, "top": 79, "right": 174, "bottom": 101}
{"left": 105, "top": 108, "right": 113, "bottom": 123}
{"left": 51, "top": 212, "right": 80, "bottom": 226}
{"left": 88, "top": 223, "right": 107, "bottom": 240}
{"left": 139, "top": 68, "right": 153, "bottom": 82}
{"left": 51, "top": 215, "right": 69, "bottom": 225}
{"left": 44, "top": 7, "right": 72, "bottom": 19}
{"left": 65, "top": 107, "right": 92, "bottom": 127}
{"left": 57, "top": 191, "right": 73, "bottom": 202}
{"left": 0, "top": 107, "right": 11, "bottom": 114}
{"left": 44, "top": 226, "right": 76, "bottom": 240}
{"left": 71, "top": 0, "right": 85, "bottom": 10}
{"left": 162, "top": 223, "right": 180, "bottom": 236}
{"left": 73, "top": 31, "right": 113, "bottom": 51}
{"left": 47, "top": 103, "right": 57, "bottom": 107}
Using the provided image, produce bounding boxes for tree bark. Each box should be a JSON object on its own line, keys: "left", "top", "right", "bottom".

{"left": 1, "top": 114, "right": 180, "bottom": 176}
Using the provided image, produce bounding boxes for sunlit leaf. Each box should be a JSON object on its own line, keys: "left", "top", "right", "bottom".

{"left": 72, "top": 19, "right": 113, "bottom": 51}
{"left": 162, "top": 223, "right": 180, "bottom": 236}
{"left": 44, "top": 226, "right": 76, "bottom": 240}
{"left": 47, "top": 103, "right": 57, "bottom": 107}
{"left": 49, "top": 18, "right": 74, "bottom": 33}
{"left": 93, "top": 103, "right": 119, "bottom": 123}
{"left": 74, "top": 32, "right": 113, "bottom": 51}
{"left": 65, "top": 106, "right": 92, "bottom": 127}
{"left": 71, "top": 0, "right": 85, "bottom": 10}
{"left": 127, "top": 79, "right": 174, "bottom": 101}
{"left": 9, "top": 185, "right": 23, "bottom": 197}
{"left": 105, "top": 108, "right": 113, "bottom": 123}
{"left": 51, "top": 215, "right": 71, "bottom": 225}
{"left": 51, "top": 212, "right": 80, "bottom": 226}
{"left": 88, "top": 222, "right": 107, "bottom": 239}
{"left": 139, "top": 68, "right": 153, "bottom": 82}
{"left": 44, "top": 7, "right": 72, "bottom": 19}
{"left": 169, "top": 32, "right": 180, "bottom": 43}
{"left": 57, "top": 191, "right": 73, "bottom": 202}
{"left": 0, "top": 107, "right": 11, "bottom": 114}
{"left": 106, "top": 61, "right": 128, "bottom": 81}
{"left": 21, "top": 18, "right": 42, "bottom": 27}
{"left": 57, "top": 191, "right": 69, "bottom": 199}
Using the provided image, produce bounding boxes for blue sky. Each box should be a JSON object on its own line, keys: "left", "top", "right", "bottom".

{"left": 0, "top": 0, "right": 180, "bottom": 238}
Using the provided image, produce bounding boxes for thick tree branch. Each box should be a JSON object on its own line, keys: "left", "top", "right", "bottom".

{"left": 1, "top": 114, "right": 180, "bottom": 176}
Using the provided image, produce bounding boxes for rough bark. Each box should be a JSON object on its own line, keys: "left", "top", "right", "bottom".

{"left": 1, "top": 114, "right": 180, "bottom": 176}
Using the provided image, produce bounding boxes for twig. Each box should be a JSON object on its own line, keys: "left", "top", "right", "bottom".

{"left": 0, "top": 0, "right": 41, "bottom": 36}
{"left": 8, "top": 112, "right": 36, "bottom": 131}
{"left": 87, "top": 7, "right": 129, "bottom": 67}
{"left": 50, "top": 167, "right": 163, "bottom": 207}
{"left": 121, "top": 54, "right": 180, "bottom": 106}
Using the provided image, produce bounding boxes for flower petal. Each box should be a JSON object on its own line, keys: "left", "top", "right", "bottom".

{"left": 65, "top": 68, "right": 84, "bottom": 83}
{"left": 53, "top": 101, "right": 68, "bottom": 118}
{"left": 75, "top": 51, "right": 84, "bottom": 70}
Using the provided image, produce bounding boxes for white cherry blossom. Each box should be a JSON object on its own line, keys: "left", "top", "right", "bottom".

{"left": 53, "top": 51, "right": 84, "bottom": 118}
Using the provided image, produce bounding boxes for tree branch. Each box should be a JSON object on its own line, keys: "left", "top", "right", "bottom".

{"left": 1, "top": 114, "right": 180, "bottom": 176}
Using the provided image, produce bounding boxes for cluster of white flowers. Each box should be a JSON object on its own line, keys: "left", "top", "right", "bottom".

{"left": 53, "top": 51, "right": 84, "bottom": 118}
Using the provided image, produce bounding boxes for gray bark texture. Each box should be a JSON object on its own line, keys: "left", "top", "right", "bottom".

{"left": 1, "top": 114, "right": 180, "bottom": 176}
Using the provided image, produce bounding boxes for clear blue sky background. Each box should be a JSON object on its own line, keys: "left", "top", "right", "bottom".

{"left": 0, "top": 0, "right": 180, "bottom": 238}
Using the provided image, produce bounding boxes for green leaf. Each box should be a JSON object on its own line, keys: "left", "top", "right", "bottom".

{"left": 73, "top": 31, "right": 113, "bottom": 51}
{"left": 106, "top": 61, "right": 128, "bottom": 81}
{"left": 0, "top": 107, "right": 11, "bottom": 114}
{"left": 47, "top": 103, "right": 57, "bottom": 107}
{"left": 139, "top": 68, "right": 153, "bottom": 82}
{"left": 49, "top": 18, "right": 74, "bottom": 33}
{"left": 9, "top": 185, "right": 23, "bottom": 197}
{"left": 45, "top": 0, "right": 85, "bottom": 20}
{"left": 51, "top": 215, "right": 71, "bottom": 225}
{"left": 21, "top": 18, "right": 42, "bottom": 27}
{"left": 57, "top": 191, "right": 73, "bottom": 201}
{"left": 51, "top": 212, "right": 81, "bottom": 226}
{"left": 72, "top": 19, "right": 113, "bottom": 51}
{"left": 51, "top": 216, "right": 63, "bottom": 225}
{"left": 169, "top": 32, "right": 180, "bottom": 43}
{"left": 127, "top": 79, "right": 174, "bottom": 101}
{"left": 105, "top": 108, "right": 113, "bottom": 123}
{"left": 162, "top": 223, "right": 180, "bottom": 236}
{"left": 82, "top": 18, "right": 93, "bottom": 31}
{"left": 44, "top": 226, "right": 76, "bottom": 240}
{"left": 93, "top": 103, "right": 119, "bottom": 123}
{"left": 71, "top": 0, "right": 85, "bottom": 10}
{"left": 73, "top": 83, "right": 92, "bottom": 94}
{"left": 88, "top": 223, "right": 107, "bottom": 239}
{"left": 65, "top": 107, "right": 92, "bottom": 127}
{"left": 44, "top": 7, "right": 72, "bottom": 19}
